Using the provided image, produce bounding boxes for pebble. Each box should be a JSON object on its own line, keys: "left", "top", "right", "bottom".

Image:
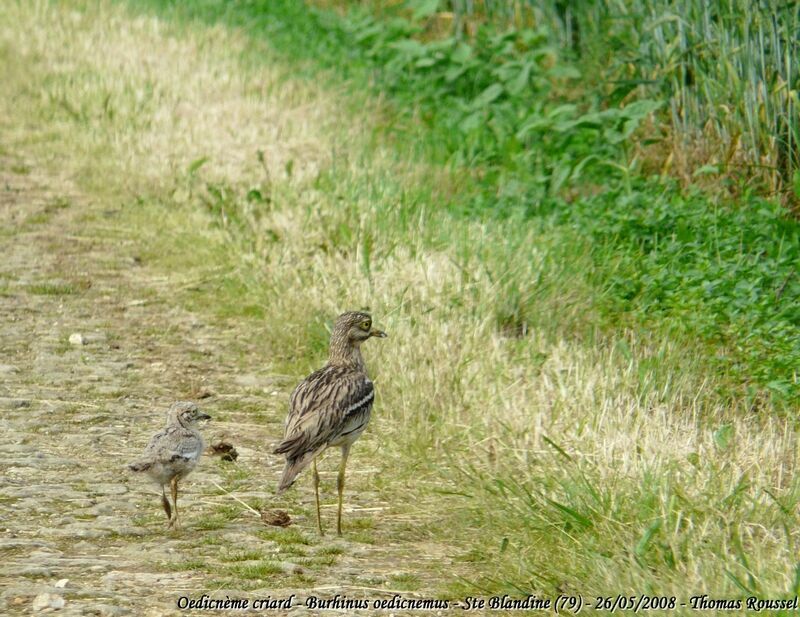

{"left": 277, "top": 561, "right": 303, "bottom": 574}
{"left": 68, "top": 333, "right": 84, "bottom": 346}
{"left": 32, "top": 592, "right": 65, "bottom": 611}
{"left": 233, "top": 373, "right": 264, "bottom": 388}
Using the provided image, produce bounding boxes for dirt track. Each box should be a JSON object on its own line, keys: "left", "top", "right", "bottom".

{"left": 0, "top": 159, "right": 455, "bottom": 616}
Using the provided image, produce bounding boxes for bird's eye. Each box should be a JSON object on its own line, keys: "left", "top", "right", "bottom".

{"left": 360, "top": 320, "right": 370, "bottom": 330}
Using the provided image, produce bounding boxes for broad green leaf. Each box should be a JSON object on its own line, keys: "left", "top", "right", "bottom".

{"left": 621, "top": 99, "right": 663, "bottom": 119}
{"left": 444, "top": 65, "right": 468, "bottom": 82}
{"left": 408, "top": 0, "right": 439, "bottom": 20}
{"left": 546, "top": 104, "right": 578, "bottom": 119}
{"left": 388, "top": 39, "right": 426, "bottom": 56}
{"left": 450, "top": 41, "right": 472, "bottom": 64}
{"left": 546, "top": 498, "right": 592, "bottom": 530}
{"left": 634, "top": 519, "right": 662, "bottom": 564}
{"left": 713, "top": 424, "right": 734, "bottom": 451}
{"left": 415, "top": 56, "right": 438, "bottom": 68}
{"left": 693, "top": 165, "right": 720, "bottom": 177}
{"left": 766, "top": 380, "right": 791, "bottom": 397}
{"left": 516, "top": 116, "right": 551, "bottom": 139}
{"left": 793, "top": 563, "right": 800, "bottom": 596}
{"left": 472, "top": 83, "right": 504, "bottom": 108}
{"left": 793, "top": 169, "right": 800, "bottom": 200}
{"left": 548, "top": 65, "right": 581, "bottom": 79}
{"left": 506, "top": 64, "right": 531, "bottom": 96}
{"left": 458, "top": 111, "right": 483, "bottom": 133}
{"left": 187, "top": 156, "right": 208, "bottom": 175}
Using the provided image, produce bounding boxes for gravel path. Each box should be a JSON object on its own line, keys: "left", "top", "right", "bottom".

{"left": 0, "top": 158, "right": 455, "bottom": 616}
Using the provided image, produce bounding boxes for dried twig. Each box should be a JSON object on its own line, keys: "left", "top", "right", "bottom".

{"left": 210, "top": 480, "right": 260, "bottom": 517}
{"left": 776, "top": 270, "right": 795, "bottom": 300}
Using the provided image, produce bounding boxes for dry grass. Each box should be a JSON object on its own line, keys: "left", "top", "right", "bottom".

{"left": 6, "top": 0, "right": 344, "bottom": 193}
{"left": 2, "top": 0, "right": 799, "bottom": 601}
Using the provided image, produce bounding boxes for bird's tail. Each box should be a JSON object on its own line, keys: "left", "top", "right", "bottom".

{"left": 276, "top": 447, "right": 323, "bottom": 494}
{"left": 128, "top": 461, "right": 151, "bottom": 472}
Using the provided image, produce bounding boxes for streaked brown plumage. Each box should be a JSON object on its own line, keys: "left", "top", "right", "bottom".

{"left": 129, "top": 401, "right": 211, "bottom": 529}
{"left": 274, "top": 311, "right": 386, "bottom": 535}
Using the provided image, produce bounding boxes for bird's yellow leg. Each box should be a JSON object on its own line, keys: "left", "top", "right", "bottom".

{"left": 312, "top": 457, "right": 324, "bottom": 535}
{"left": 337, "top": 445, "right": 351, "bottom": 536}
{"left": 169, "top": 476, "right": 180, "bottom": 530}
{"left": 161, "top": 486, "right": 172, "bottom": 521}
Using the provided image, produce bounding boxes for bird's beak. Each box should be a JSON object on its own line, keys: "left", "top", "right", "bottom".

{"left": 198, "top": 413, "right": 212, "bottom": 421}
{"left": 370, "top": 328, "right": 387, "bottom": 338}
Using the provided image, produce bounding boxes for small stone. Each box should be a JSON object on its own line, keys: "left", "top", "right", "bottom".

{"left": 32, "top": 592, "right": 65, "bottom": 611}
{"left": 277, "top": 561, "right": 303, "bottom": 574}
{"left": 68, "top": 333, "right": 84, "bottom": 346}
{"left": 54, "top": 578, "right": 69, "bottom": 588}
{"left": 234, "top": 374, "right": 262, "bottom": 388}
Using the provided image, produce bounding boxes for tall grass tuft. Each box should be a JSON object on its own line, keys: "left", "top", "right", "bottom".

{"left": 439, "top": 0, "right": 800, "bottom": 200}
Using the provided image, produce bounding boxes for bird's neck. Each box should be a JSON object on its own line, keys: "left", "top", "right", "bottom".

{"left": 328, "top": 336, "right": 365, "bottom": 371}
{"left": 169, "top": 414, "right": 191, "bottom": 430}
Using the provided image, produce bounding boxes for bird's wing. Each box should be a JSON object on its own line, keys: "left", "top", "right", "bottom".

{"left": 145, "top": 427, "right": 203, "bottom": 463}
{"left": 172, "top": 433, "right": 204, "bottom": 461}
{"left": 274, "top": 366, "right": 374, "bottom": 459}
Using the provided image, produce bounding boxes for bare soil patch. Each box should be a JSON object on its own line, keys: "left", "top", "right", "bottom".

{"left": 0, "top": 156, "right": 459, "bottom": 616}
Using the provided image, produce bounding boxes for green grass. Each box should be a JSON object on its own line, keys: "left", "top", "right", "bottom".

{"left": 196, "top": 534, "right": 225, "bottom": 547}
{"left": 225, "top": 561, "right": 284, "bottom": 580}
{"left": 121, "top": 0, "right": 800, "bottom": 408}
{"left": 193, "top": 505, "right": 242, "bottom": 531}
{"left": 218, "top": 549, "right": 268, "bottom": 563}
{"left": 352, "top": 0, "right": 800, "bottom": 199}
{"left": 27, "top": 283, "right": 78, "bottom": 296}
{"left": 163, "top": 558, "right": 209, "bottom": 572}
{"left": 390, "top": 572, "right": 421, "bottom": 591}
{"left": 3, "top": 0, "right": 799, "bottom": 604}
{"left": 257, "top": 528, "right": 312, "bottom": 547}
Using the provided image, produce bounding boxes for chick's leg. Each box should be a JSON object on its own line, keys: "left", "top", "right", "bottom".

{"left": 169, "top": 476, "right": 180, "bottom": 530}
{"left": 161, "top": 486, "right": 172, "bottom": 521}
